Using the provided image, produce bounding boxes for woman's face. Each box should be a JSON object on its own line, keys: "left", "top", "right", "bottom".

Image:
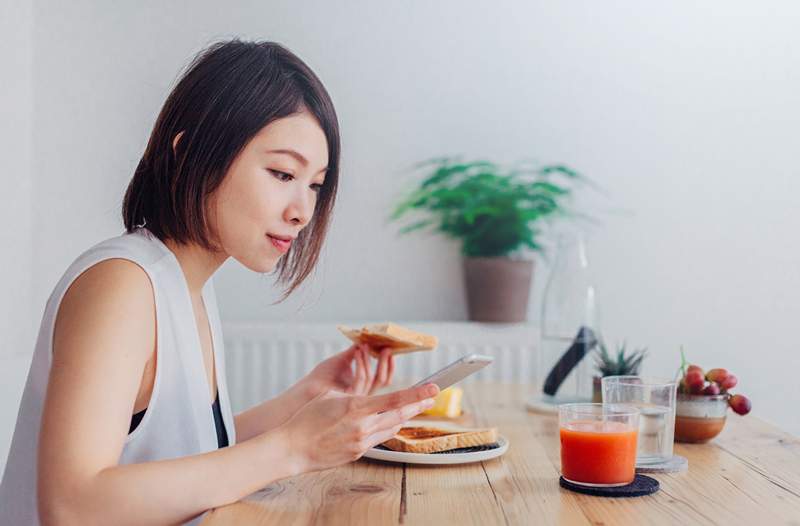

{"left": 208, "top": 110, "right": 329, "bottom": 272}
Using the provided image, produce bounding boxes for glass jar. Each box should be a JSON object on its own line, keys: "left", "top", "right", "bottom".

{"left": 534, "top": 231, "right": 601, "bottom": 407}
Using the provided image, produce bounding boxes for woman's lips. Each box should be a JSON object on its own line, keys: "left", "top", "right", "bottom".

{"left": 267, "top": 234, "right": 292, "bottom": 253}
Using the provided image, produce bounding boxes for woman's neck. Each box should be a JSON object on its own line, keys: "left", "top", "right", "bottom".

{"left": 163, "top": 239, "right": 228, "bottom": 297}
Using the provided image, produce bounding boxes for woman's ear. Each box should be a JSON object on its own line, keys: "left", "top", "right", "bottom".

{"left": 172, "top": 131, "right": 185, "bottom": 154}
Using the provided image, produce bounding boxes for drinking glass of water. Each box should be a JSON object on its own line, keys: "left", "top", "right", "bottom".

{"left": 601, "top": 376, "right": 677, "bottom": 465}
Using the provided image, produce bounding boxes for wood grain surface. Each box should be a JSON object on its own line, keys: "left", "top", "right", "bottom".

{"left": 202, "top": 383, "right": 800, "bottom": 525}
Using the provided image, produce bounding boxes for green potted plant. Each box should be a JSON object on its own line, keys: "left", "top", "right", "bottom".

{"left": 390, "top": 157, "right": 582, "bottom": 322}
{"left": 592, "top": 342, "right": 647, "bottom": 402}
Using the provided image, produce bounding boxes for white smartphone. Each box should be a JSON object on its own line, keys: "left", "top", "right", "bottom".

{"left": 413, "top": 354, "right": 494, "bottom": 390}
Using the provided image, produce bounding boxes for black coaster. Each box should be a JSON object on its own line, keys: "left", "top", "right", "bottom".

{"left": 559, "top": 474, "right": 659, "bottom": 497}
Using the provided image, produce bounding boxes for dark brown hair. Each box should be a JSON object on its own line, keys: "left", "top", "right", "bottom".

{"left": 123, "top": 40, "right": 340, "bottom": 299}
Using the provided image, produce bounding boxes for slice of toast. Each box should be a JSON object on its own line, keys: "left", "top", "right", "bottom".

{"left": 337, "top": 323, "right": 438, "bottom": 357}
{"left": 382, "top": 426, "right": 498, "bottom": 454}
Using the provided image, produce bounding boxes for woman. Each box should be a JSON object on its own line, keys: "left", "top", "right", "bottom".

{"left": 0, "top": 40, "right": 438, "bottom": 525}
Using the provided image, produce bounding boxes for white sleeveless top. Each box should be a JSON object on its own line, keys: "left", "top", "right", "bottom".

{"left": 0, "top": 228, "right": 237, "bottom": 525}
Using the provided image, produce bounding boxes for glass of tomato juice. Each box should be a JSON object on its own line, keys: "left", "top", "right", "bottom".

{"left": 559, "top": 403, "right": 640, "bottom": 487}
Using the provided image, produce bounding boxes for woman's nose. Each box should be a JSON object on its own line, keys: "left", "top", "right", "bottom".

{"left": 284, "top": 190, "right": 313, "bottom": 227}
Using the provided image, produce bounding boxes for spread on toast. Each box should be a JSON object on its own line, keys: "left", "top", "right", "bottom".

{"left": 381, "top": 426, "right": 498, "bottom": 454}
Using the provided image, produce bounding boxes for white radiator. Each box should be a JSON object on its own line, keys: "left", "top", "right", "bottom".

{"left": 222, "top": 321, "right": 539, "bottom": 412}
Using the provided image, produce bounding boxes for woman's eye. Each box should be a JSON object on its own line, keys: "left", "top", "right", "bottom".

{"left": 269, "top": 169, "right": 294, "bottom": 182}
{"left": 270, "top": 169, "right": 322, "bottom": 193}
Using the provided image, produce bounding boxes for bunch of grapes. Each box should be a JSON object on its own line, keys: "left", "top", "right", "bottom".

{"left": 678, "top": 364, "right": 752, "bottom": 415}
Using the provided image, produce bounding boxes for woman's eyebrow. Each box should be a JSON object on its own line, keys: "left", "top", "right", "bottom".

{"left": 265, "top": 148, "right": 327, "bottom": 174}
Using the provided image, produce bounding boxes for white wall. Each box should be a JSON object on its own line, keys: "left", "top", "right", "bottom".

{"left": 2, "top": 0, "right": 799, "bottom": 469}
{"left": 0, "top": 0, "right": 33, "bottom": 471}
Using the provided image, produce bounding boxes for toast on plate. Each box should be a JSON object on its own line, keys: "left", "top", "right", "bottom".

{"left": 381, "top": 426, "right": 498, "bottom": 454}
{"left": 337, "top": 323, "right": 437, "bottom": 357}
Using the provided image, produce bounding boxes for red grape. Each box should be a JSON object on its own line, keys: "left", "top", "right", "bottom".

{"left": 686, "top": 370, "right": 705, "bottom": 390}
{"left": 687, "top": 364, "right": 704, "bottom": 376}
{"left": 721, "top": 374, "right": 738, "bottom": 390}
{"left": 702, "top": 383, "right": 721, "bottom": 396}
{"left": 690, "top": 383, "right": 705, "bottom": 395}
{"left": 729, "top": 394, "right": 751, "bottom": 415}
{"left": 705, "top": 368, "right": 729, "bottom": 384}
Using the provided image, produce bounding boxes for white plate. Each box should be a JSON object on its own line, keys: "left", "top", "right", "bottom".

{"left": 363, "top": 435, "right": 509, "bottom": 465}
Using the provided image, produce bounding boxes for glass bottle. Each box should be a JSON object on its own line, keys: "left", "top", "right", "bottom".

{"left": 533, "top": 231, "right": 601, "bottom": 408}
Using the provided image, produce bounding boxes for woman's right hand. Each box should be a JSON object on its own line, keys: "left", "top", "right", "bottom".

{"left": 278, "top": 383, "right": 440, "bottom": 474}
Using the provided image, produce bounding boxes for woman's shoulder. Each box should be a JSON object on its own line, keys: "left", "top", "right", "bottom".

{"left": 61, "top": 258, "right": 156, "bottom": 318}
{"left": 43, "top": 229, "right": 168, "bottom": 319}
{"left": 71, "top": 228, "right": 172, "bottom": 271}
{"left": 54, "top": 255, "right": 156, "bottom": 352}
{"left": 61, "top": 229, "right": 165, "bottom": 313}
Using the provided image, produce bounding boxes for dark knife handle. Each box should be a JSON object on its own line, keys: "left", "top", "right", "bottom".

{"left": 542, "top": 326, "right": 598, "bottom": 397}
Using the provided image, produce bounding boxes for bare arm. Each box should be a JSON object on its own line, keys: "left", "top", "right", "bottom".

{"left": 61, "top": 430, "right": 298, "bottom": 525}
{"left": 234, "top": 379, "right": 319, "bottom": 443}
{"left": 37, "top": 260, "right": 301, "bottom": 525}
{"left": 235, "top": 344, "right": 396, "bottom": 442}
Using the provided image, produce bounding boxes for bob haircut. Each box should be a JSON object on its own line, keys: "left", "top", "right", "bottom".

{"left": 123, "top": 39, "right": 340, "bottom": 299}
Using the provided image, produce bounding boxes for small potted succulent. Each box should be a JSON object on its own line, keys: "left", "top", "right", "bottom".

{"left": 674, "top": 349, "right": 752, "bottom": 443}
{"left": 592, "top": 342, "right": 647, "bottom": 402}
{"left": 390, "top": 157, "right": 583, "bottom": 322}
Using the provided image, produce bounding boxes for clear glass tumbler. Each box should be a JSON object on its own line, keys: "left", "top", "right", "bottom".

{"left": 601, "top": 375, "right": 677, "bottom": 465}
{"left": 559, "top": 403, "right": 640, "bottom": 487}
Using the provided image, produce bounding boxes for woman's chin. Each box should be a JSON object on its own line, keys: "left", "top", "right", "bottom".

{"left": 238, "top": 255, "right": 280, "bottom": 273}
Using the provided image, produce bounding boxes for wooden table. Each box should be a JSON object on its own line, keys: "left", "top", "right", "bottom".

{"left": 202, "top": 383, "right": 800, "bottom": 525}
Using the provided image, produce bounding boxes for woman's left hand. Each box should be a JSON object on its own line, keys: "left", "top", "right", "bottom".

{"left": 303, "top": 343, "right": 395, "bottom": 396}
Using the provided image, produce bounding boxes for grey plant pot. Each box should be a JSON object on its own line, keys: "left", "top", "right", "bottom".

{"left": 463, "top": 257, "right": 534, "bottom": 323}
